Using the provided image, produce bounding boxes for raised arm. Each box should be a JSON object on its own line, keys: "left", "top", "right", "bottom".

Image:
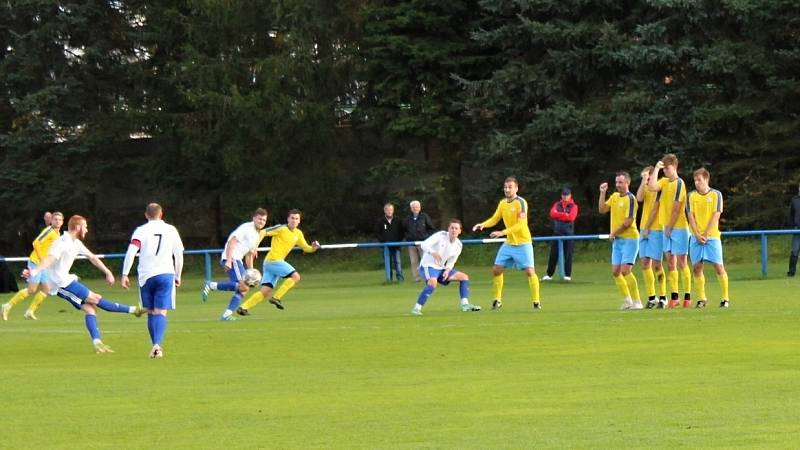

{"left": 648, "top": 161, "right": 664, "bottom": 191}
{"left": 598, "top": 183, "right": 610, "bottom": 214}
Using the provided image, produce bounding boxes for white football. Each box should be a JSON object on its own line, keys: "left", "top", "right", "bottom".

{"left": 244, "top": 268, "right": 261, "bottom": 287}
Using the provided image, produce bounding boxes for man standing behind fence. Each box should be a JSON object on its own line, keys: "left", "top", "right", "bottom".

{"left": 789, "top": 184, "right": 800, "bottom": 277}
{"left": 542, "top": 187, "right": 578, "bottom": 282}
{"left": 403, "top": 200, "right": 437, "bottom": 282}
{"left": 376, "top": 203, "right": 404, "bottom": 282}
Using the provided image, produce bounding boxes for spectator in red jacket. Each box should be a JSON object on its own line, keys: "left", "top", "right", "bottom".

{"left": 542, "top": 187, "right": 579, "bottom": 281}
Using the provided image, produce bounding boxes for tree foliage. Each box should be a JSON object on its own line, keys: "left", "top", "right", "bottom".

{"left": 1, "top": 0, "right": 798, "bottom": 253}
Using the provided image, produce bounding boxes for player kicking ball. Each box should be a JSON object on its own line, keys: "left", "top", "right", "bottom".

{"left": 411, "top": 219, "right": 480, "bottom": 316}
{"left": 24, "top": 215, "right": 146, "bottom": 353}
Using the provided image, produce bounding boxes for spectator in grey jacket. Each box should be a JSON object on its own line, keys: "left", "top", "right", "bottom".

{"left": 403, "top": 200, "right": 437, "bottom": 282}
{"left": 789, "top": 184, "right": 800, "bottom": 277}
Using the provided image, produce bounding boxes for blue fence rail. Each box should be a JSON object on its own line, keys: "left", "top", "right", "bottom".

{"left": 2, "top": 230, "right": 798, "bottom": 282}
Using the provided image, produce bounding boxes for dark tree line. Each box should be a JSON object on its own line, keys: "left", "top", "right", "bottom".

{"left": 2, "top": 0, "right": 799, "bottom": 253}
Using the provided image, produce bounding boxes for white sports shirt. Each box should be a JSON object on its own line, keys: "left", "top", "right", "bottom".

{"left": 222, "top": 221, "right": 261, "bottom": 262}
{"left": 419, "top": 231, "right": 463, "bottom": 270}
{"left": 45, "top": 233, "right": 90, "bottom": 291}
{"left": 122, "top": 219, "right": 184, "bottom": 286}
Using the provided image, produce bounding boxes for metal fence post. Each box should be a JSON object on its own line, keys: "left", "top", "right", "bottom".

{"left": 557, "top": 239, "right": 565, "bottom": 279}
{"left": 204, "top": 252, "right": 212, "bottom": 282}
{"left": 761, "top": 233, "right": 768, "bottom": 277}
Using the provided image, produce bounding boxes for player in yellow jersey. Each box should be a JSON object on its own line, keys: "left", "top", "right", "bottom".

{"left": 2, "top": 212, "right": 64, "bottom": 321}
{"left": 636, "top": 166, "right": 667, "bottom": 308}
{"left": 648, "top": 153, "right": 692, "bottom": 309}
{"left": 472, "top": 176, "right": 541, "bottom": 310}
{"left": 686, "top": 168, "right": 730, "bottom": 308}
{"left": 237, "top": 209, "right": 321, "bottom": 315}
{"left": 599, "top": 172, "right": 642, "bottom": 310}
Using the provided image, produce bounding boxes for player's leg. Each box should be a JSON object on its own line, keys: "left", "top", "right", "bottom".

{"left": 412, "top": 267, "right": 439, "bottom": 315}
{"left": 272, "top": 271, "right": 300, "bottom": 304}
{"left": 673, "top": 229, "right": 692, "bottom": 307}
{"left": 238, "top": 285, "right": 273, "bottom": 314}
{"left": 491, "top": 265, "right": 504, "bottom": 310}
{"left": 515, "top": 244, "right": 540, "bottom": 309}
{"left": 203, "top": 260, "right": 243, "bottom": 302}
{"left": 690, "top": 237, "right": 706, "bottom": 308}
{"left": 445, "top": 270, "right": 479, "bottom": 311}
{"left": 144, "top": 274, "right": 174, "bottom": 357}
{"left": 3, "top": 262, "right": 42, "bottom": 319}
{"left": 621, "top": 239, "right": 641, "bottom": 309}
{"left": 708, "top": 239, "right": 729, "bottom": 307}
{"left": 611, "top": 240, "right": 632, "bottom": 309}
{"left": 57, "top": 283, "right": 115, "bottom": 352}
{"left": 641, "top": 256, "right": 656, "bottom": 307}
{"left": 84, "top": 288, "right": 144, "bottom": 315}
{"left": 258, "top": 261, "right": 299, "bottom": 310}
{"left": 714, "top": 262, "right": 729, "bottom": 307}
{"left": 220, "top": 261, "right": 249, "bottom": 320}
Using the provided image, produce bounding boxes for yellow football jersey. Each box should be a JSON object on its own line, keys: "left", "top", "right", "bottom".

{"left": 606, "top": 192, "right": 639, "bottom": 239}
{"left": 480, "top": 196, "right": 532, "bottom": 245}
{"left": 29, "top": 226, "right": 60, "bottom": 264}
{"left": 687, "top": 189, "right": 723, "bottom": 239}
{"left": 259, "top": 225, "right": 314, "bottom": 261}
{"left": 639, "top": 189, "right": 663, "bottom": 231}
{"left": 655, "top": 177, "right": 688, "bottom": 229}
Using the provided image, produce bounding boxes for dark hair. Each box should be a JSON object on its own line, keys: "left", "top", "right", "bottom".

{"left": 504, "top": 176, "right": 518, "bottom": 186}
{"left": 288, "top": 209, "right": 302, "bottom": 218}
{"left": 253, "top": 208, "right": 268, "bottom": 217}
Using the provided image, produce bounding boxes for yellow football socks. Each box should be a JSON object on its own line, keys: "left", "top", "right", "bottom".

{"left": 240, "top": 291, "right": 265, "bottom": 310}
{"left": 668, "top": 269, "right": 679, "bottom": 296}
{"left": 8, "top": 289, "right": 29, "bottom": 307}
{"left": 642, "top": 267, "right": 655, "bottom": 298}
{"left": 624, "top": 273, "right": 640, "bottom": 301}
{"left": 717, "top": 272, "right": 729, "bottom": 300}
{"left": 680, "top": 266, "right": 692, "bottom": 296}
{"left": 527, "top": 274, "right": 540, "bottom": 303}
{"left": 274, "top": 278, "right": 296, "bottom": 300}
{"left": 29, "top": 291, "right": 47, "bottom": 312}
{"left": 492, "top": 274, "right": 504, "bottom": 300}
{"left": 694, "top": 271, "right": 706, "bottom": 300}
{"left": 655, "top": 266, "right": 667, "bottom": 297}
{"left": 614, "top": 274, "right": 630, "bottom": 298}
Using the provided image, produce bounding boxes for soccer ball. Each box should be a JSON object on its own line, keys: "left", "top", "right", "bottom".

{"left": 244, "top": 268, "right": 261, "bottom": 287}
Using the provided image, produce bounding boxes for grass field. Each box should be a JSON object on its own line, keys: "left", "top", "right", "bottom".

{"left": 2, "top": 260, "right": 798, "bottom": 449}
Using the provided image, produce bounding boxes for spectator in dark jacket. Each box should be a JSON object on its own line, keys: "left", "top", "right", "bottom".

{"left": 789, "top": 184, "right": 800, "bottom": 276}
{"left": 403, "top": 200, "right": 437, "bottom": 282}
{"left": 376, "top": 203, "right": 404, "bottom": 281}
{"left": 542, "top": 187, "right": 579, "bottom": 281}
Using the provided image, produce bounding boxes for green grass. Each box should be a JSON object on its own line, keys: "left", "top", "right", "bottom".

{"left": 1, "top": 261, "right": 798, "bottom": 449}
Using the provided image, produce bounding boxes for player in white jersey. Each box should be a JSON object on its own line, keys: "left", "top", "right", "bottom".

{"left": 24, "top": 215, "right": 145, "bottom": 353}
{"left": 121, "top": 203, "right": 184, "bottom": 358}
{"left": 201, "top": 208, "right": 268, "bottom": 320}
{"left": 411, "top": 219, "right": 480, "bottom": 315}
